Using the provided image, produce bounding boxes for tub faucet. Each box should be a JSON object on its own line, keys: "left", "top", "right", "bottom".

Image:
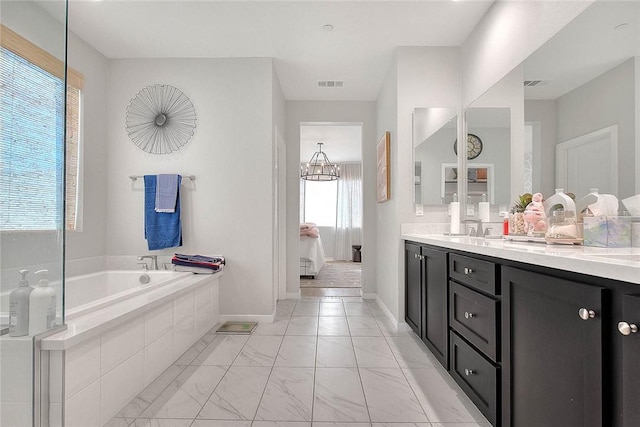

{"left": 137, "top": 255, "right": 158, "bottom": 270}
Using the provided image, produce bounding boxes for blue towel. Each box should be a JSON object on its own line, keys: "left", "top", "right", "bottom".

{"left": 155, "top": 174, "right": 179, "bottom": 213}
{"left": 144, "top": 175, "right": 182, "bottom": 250}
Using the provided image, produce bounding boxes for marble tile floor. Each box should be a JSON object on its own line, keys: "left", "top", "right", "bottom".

{"left": 106, "top": 298, "right": 490, "bottom": 427}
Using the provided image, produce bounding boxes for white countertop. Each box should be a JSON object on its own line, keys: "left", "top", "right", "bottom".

{"left": 402, "top": 234, "right": 640, "bottom": 285}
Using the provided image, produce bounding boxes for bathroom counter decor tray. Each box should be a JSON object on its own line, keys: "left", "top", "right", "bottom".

{"left": 216, "top": 321, "right": 257, "bottom": 334}
{"left": 505, "top": 235, "right": 546, "bottom": 244}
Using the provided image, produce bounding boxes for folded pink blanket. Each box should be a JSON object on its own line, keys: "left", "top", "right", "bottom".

{"left": 300, "top": 227, "right": 319, "bottom": 238}
{"left": 300, "top": 222, "right": 317, "bottom": 230}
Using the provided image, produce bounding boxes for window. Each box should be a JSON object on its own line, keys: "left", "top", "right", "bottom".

{"left": 303, "top": 180, "right": 338, "bottom": 227}
{"left": 0, "top": 24, "right": 83, "bottom": 231}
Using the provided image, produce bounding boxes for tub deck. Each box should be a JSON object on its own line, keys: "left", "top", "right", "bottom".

{"left": 42, "top": 271, "right": 222, "bottom": 350}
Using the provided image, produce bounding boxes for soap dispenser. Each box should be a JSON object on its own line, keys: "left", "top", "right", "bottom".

{"left": 9, "top": 270, "right": 34, "bottom": 337}
{"left": 29, "top": 270, "right": 56, "bottom": 336}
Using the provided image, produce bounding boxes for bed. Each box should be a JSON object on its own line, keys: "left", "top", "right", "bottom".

{"left": 299, "top": 234, "right": 326, "bottom": 278}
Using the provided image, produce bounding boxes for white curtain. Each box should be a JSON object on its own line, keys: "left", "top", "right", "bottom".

{"left": 334, "top": 163, "right": 363, "bottom": 260}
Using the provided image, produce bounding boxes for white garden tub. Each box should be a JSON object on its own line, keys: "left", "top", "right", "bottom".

{"left": 41, "top": 268, "right": 222, "bottom": 426}
{"left": 65, "top": 270, "right": 192, "bottom": 320}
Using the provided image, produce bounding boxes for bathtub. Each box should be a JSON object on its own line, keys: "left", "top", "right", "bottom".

{"left": 40, "top": 268, "right": 221, "bottom": 426}
{"left": 65, "top": 270, "right": 192, "bottom": 320}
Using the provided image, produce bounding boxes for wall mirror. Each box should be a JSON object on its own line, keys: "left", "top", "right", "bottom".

{"left": 413, "top": 108, "right": 458, "bottom": 206}
{"left": 520, "top": 1, "right": 637, "bottom": 202}
{"left": 464, "top": 107, "right": 511, "bottom": 207}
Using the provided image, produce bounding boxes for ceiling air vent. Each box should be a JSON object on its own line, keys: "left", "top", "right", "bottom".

{"left": 318, "top": 80, "right": 344, "bottom": 88}
{"left": 524, "top": 80, "right": 549, "bottom": 87}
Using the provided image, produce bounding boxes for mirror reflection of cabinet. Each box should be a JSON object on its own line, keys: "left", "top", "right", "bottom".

{"left": 442, "top": 163, "right": 494, "bottom": 204}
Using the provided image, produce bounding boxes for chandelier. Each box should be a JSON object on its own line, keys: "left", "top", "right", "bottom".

{"left": 300, "top": 143, "right": 340, "bottom": 181}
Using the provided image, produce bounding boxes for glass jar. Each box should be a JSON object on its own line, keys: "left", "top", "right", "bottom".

{"left": 546, "top": 210, "right": 578, "bottom": 239}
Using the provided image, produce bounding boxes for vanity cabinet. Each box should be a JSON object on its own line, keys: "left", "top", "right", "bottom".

{"left": 620, "top": 294, "right": 640, "bottom": 425}
{"left": 404, "top": 242, "right": 448, "bottom": 368}
{"left": 405, "top": 242, "right": 422, "bottom": 336}
{"left": 403, "top": 239, "right": 640, "bottom": 427}
{"left": 448, "top": 254, "right": 500, "bottom": 425}
{"left": 501, "top": 266, "right": 604, "bottom": 427}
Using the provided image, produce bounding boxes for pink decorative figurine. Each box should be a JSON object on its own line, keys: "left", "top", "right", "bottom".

{"left": 523, "top": 192, "right": 547, "bottom": 236}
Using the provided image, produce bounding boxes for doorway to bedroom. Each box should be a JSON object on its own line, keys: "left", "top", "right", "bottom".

{"left": 299, "top": 122, "right": 363, "bottom": 298}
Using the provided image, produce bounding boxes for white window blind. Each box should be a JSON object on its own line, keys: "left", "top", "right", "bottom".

{"left": 0, "top": 25, "right": 82, "bottom": 231}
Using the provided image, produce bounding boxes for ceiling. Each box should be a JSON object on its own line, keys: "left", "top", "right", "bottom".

{"left": 523, "top": 0, "right": 640, "bottom": 100}
{"left": 300, "top": 124, "right": 362, "bottom": 163}
{"left": 54, "top": 0, "right": 494, "bottom": 102}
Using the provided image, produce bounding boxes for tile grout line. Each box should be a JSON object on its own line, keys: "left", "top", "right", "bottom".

{"left": 249, "top": 314, "right": 290, "bottom": 425}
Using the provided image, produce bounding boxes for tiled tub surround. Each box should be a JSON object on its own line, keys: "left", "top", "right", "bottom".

{"left": 42, "top": 272, "right": 222, "bottom": 427}
{"left": 401, "top": 234, "right": 640, "bottom": 285}
{"left": 104, "top": 298, "right": 491, "bottom": 427}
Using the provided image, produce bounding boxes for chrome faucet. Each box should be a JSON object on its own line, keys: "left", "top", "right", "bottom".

{"left": 137, "top": 255, "right": 158, "bottom": 270}
{"left": 463, "top": 219, "right": 483, "bottom": 237}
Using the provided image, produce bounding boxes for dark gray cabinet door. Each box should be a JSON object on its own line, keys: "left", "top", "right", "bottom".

{"left": 405, "top": 242, "right": 422, "bottom": 336}
{"left": 423, "top": 247, "right": 448, "bottom": 368}
{"left": 502, "top": 266, "right": 604, "bottom": 427}
{"left": 621, "top": 294, "right": 640, "bottom": 426}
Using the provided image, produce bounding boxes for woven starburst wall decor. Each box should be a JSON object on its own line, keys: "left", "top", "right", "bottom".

{"left": 125, "top": 84, "right": 197, "bottom": 154}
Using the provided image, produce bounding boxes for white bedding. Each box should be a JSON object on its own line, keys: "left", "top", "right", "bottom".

{"left": 300, "top": 235, "right": 326, "bottom": 276}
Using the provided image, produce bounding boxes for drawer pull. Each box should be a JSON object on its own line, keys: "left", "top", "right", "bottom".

{"left": 464, "top": 267, "right": 473, "bottom": 275}
{"left": 464, "top": 368, "right": 475, "bottom": 376}
{"left": 578, "top": 308, "right": 596, "bottom": 320}
{"left": 618, "top": 321, "right": 638, "bottom": 336}
{"left": 464, "top": 311, "right": 475, "bottom": 319}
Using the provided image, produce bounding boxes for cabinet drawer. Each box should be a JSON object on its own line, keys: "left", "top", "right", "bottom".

{"left": 450, "top": 254, "right": 498, "bottom": 295}
{"left": 450, "top": 281, "right": 498, "bottom": 362}
{"left": 450, "top": 331, "right": 499, "bottom": 426}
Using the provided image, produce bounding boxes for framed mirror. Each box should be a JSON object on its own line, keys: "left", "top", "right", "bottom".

{"left": 413, "top": 108, "right": 458, "bottom": 207}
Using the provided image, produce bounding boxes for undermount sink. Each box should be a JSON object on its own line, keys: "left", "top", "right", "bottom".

{"left": 586, "top": 254, "right": 640, "bottom": 262}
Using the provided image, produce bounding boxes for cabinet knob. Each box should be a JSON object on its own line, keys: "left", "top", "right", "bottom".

{"left": 464, "top": 267, "right": 473, "bottom": 275}
{"left": 618, "top": 321, "right": 638, "bottom": 336}
{"left": 578, "top": 308, "right": 596, "bottom": 320}
{"left": 464, "top": 368, "right": 475, "bottom": 376}
{"left": 464, "top": 311, "right": 475, "bottom": 319}
{"left": 414, "top": 253, "right": 418, "bottom": 259}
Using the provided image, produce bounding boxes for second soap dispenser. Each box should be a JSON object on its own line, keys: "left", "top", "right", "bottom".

{"left": 9, "top": 270, "right": 33, "bottom": 337}
{"left": 29, "top": 270, "right": 57, "bottom": 336}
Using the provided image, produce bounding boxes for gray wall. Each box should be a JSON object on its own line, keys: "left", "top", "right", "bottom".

{"left": 556, "top": 58, "right": 636, "bottom": 199}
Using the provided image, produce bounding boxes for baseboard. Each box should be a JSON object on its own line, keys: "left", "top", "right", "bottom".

{"left": 361, "top": 293, "right": 376, "bottom": 300}
{"left": 219, "top": 314, "right": 274, "bottom": 324}
{"left": 375, "top": 294, "right": 399, "bottom": 327}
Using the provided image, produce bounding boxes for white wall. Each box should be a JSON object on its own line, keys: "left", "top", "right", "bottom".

{"left": 460, "top": 0, "right": 593, "bottom": 107}
{"left": 106, "top": 58, "right": 276, "bottom": 317}
{"left": 375, "top": 47, "right": 460, "bottom": 322}
{"left": 66, "top": 27, "right": 109, "bottom": 263}
{"left": 285, "top": 101, "right": 377, "bottom": 298}
{"left": 556, "top": 58, "right": 636, "bottom": 199}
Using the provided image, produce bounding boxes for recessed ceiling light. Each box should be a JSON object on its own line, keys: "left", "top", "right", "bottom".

{"left": 323, "top": 24, "right": 334, "bottom": 32}
{"left": 615, "top": 23, "right": 629, "bottom": 31}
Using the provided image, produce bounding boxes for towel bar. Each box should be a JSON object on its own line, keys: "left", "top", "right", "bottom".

{"left": 129, "top": 175, "right": 196, "bottom": 182}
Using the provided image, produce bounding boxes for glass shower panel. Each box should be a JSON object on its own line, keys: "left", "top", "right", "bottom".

{"left": 0, "top": 1, "right": 68, "bottom": 426}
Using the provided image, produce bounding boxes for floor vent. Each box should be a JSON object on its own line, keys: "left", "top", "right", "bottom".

{"left": 216, "top": 321, "right": 257, "bottom": 334}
